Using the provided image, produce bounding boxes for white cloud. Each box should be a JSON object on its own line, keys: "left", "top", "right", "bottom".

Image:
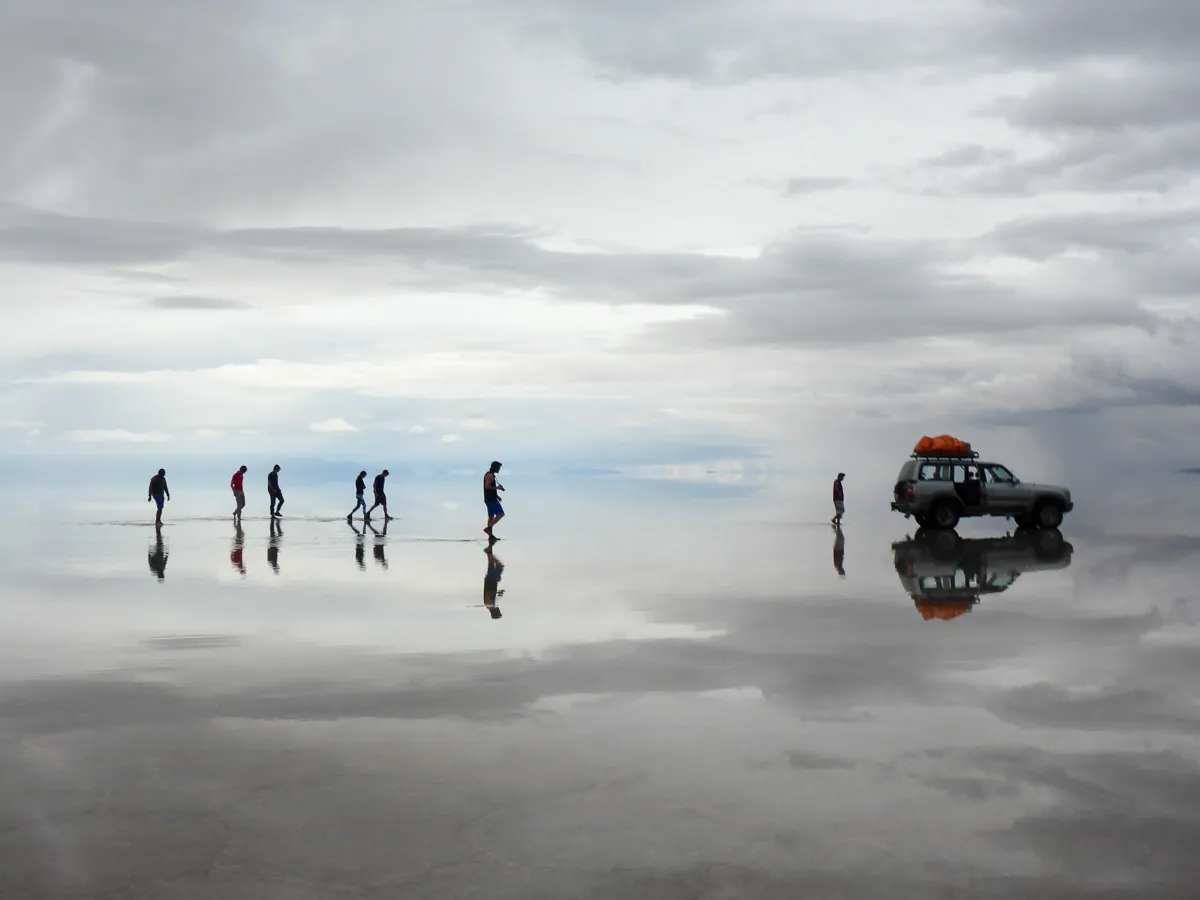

{"left": 309, "top": 418, "right": 358, "bottom": 434}
{"left": 67, "top": 429, "right": 169, "bottom": 444}
{"left": 439, "top": 434, "right": 464, "bottom": 444}
{"left": 194, "top": 428, "right": 225, "bottom": 440}
{"left": 409, "top": 425, "right": 428, "bottom": 435}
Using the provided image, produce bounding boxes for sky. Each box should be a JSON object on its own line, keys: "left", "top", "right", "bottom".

{"left": 3, "top": 0, "right": 1200, "bottom": 490}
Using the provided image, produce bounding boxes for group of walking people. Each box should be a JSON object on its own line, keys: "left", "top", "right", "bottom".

{"left": 147, "top": 460, "right": 508, "bottom": 537}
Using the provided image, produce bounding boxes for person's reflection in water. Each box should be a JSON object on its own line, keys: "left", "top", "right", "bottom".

{"left": 833, "top": 526, "right": 846, "bottom": 579}
{"left": 268, "top": 518, "right": 282, "bottom": 574}
{"left": 147, "top": 526, "right": 169, "bottom": 581}
{"left": 483, "top": 541, "right": 504, "bottom": 619}
{"left": 347, "top": 520, "right": 367, "bottom": 570}
{"left": 230, "top": 521, "right": 246, "bottom": 576}
{"left": 366, "top": 519, "right": 388, "bottom": 570}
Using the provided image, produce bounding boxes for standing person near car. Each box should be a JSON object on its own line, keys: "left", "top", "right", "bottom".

{"left": 268, "top": 464, "right": 284, "bottom": 518}
{"left": 347, "top": 470, "right": 368, "bottom": 522}
{"left": 366, "top": 469, "right": 392, "bottom": 521}
{"left": 231, "top": 466, "right": 247, "bottom": 520}
{"left": 484, "top": 461, "right": 505, "bottom": 537}
{"left": 832, "top": 472, "right": 846, "bottom": 526}
{"left": 147, "top": 468, "right": 170, "bottom": 527}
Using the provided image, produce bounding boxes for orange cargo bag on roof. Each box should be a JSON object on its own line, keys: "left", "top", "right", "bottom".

{"left": 914, "top": 434, "right": 972, "bottom": 456}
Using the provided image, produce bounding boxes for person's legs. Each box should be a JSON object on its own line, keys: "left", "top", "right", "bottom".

{"left": 366, "top": 495, "right": 380, "bottom": 519}
{"left": 154, "top": 495, "right": 164, "bottom": 526}
{"left": 235, "top": 491, "right": 245, "bottom": 519}
{"left": 381, "top": 495, "right": 392, "bottom": 520}
{"left": 274, "top": 491, "right": 284, "bottom": 517}
{"left": 485, "top": 500, "right": 505, "bottom": 535}
{"left": 349, "top": 492, "right": 366, "bottom": 520}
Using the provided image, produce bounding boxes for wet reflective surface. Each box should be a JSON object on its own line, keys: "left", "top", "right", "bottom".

{"left": 1, "top": 492, "right": 1198, "bottom": 898}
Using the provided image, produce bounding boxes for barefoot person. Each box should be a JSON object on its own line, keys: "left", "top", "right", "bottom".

{"left": 231, "top": 466, "right": 247, "bottom": 520}
{"left": 268, "top": 464, "right": 284, "bottom": 518}
{"left": 366, "top": 469, "right": 392, "bottom": 521}
{"left": 483, "top": 461, "right": 505, "bottom": 537}
{"left": 147, "top": 468, "right": 170, "bottom": 526}
{"left": 832, "top": 472, "right": 846, "bottom": 526}
{"left": 347, "top": 470, "right": 368, "bottom": 522}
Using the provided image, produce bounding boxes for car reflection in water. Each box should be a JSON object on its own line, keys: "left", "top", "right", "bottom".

{"left": 892, "top": 528, "right": 1073, "bottom": 621}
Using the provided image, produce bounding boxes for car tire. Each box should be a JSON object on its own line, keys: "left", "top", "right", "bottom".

{"left": 914, "top": 514, "right": 931, "bottom": 528}
{"left": 1014, "top": 513, "right": 1034, "bottom": 529}
{"left": 930, "top": 502, "right": 960, "bottom": 530}
{"left": 1034, "top": 500, "right": 1064, "bottom": 530}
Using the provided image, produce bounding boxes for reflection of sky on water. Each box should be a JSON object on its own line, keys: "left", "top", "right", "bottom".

{"left": 1, "top": 484, "right": 1198, "bottom": 896}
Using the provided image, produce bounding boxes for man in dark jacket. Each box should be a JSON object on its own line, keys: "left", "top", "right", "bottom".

{"left": 268, "top": 464, "right": 284, "bottom": 518}
{"left": 147, "top": 468, "right": 170, "bottom": 527}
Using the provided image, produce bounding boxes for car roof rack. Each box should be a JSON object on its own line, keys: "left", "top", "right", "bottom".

{"left": 910, "top": 451, "right": 981, "bottom": 460}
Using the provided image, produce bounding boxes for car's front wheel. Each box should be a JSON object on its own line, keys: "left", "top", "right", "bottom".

{"left": 914, "top": 514, "right": 931, "bottom": 528}
{"left": 1033, "top": 501, "right": 1064, "bottom": 530}
{"left": 929, "top": 502, "right": 960, "bottom": 530}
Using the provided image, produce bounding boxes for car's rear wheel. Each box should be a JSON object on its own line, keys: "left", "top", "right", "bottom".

{"left": 1014, "top": 513, "right": 1034, "bottom": 529}
{"left": 930, "top": 502, "right": 960, "bottom": 530}
{"left": 1034, "top": 501, "right": 1064, "bottom": 529}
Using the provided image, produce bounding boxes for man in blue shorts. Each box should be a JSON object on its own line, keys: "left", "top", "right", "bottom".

{"left": 147, "top": 468, "right": 170, "bottom": 527}
{"left": 483, "top": 460, "right": 505, "bottom": 537}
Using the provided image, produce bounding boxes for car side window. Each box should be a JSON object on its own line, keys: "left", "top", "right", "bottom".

{"left": 918, "top": 463, "right": 946, "bottom": 481}
{"left": 986, "top": 465, "right": 1016, "bottom": 484}
{"left": 951, "top": 464, "right": 967, "bottom": 484}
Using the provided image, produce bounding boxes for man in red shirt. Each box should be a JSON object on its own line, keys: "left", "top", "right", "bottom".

{"left": 231, "top": 466, "right": 247, "bottom": 520}
{"left": 832, "top": 472, "right": 846, "bottom": 526}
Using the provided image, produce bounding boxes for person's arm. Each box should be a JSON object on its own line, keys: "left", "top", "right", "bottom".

{"left": 148, "top": 480, "right": 153, "bottom": 502}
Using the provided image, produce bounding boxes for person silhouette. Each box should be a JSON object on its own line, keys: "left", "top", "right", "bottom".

{"left": 230, "top": 521, "right": 246, "bottom": 576}
{"left": 231, "top": 466, "right": 248, "bottom": 520}
{"left": 833, "top": 526, "right": 846, "bottom": 579}
{"left": 348, "top": 470, "right": 369, "bottom": 522}
{"left": 147, "top": 527, "right": 168, "bottom": 581}
{"left": 268, "top": 464, "right": 284, "bottom": 519}
{"left": 366, "top": 470, "right": 392, "bottom": 521}
{"left": 483, "top": 541, "right": 505, "bottom": 619}
{"left": 367, "top": 518, "right": 388, "bottom": 570}
{"left": 347, "top": 519, "right": 367, "bottom": 570}
{"left": 147, "top": 468, "right": 170, "bottom": 527}
{"left": 268, "top": 518, "right": 282, "bottom": 574}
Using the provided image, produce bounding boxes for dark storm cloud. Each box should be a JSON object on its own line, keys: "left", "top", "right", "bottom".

{"left": 0, "top": 205, "right": 1156, "bottom": 347}
{"left": 149, "top": 296, "right": 251, "bottom": 310}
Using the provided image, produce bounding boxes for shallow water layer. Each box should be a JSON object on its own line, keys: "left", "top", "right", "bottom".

{"left": 1, "top": 492, "right": 1198, "bottom": 898}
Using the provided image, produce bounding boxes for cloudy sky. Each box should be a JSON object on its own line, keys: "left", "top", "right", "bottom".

{"left": 3, "top": 0, "right": 1199, "bottom": 483}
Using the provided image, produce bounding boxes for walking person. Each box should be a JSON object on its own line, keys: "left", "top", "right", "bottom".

{"left": 347, "top": 470, "right": 368, "bottom": 522}
{"left": 366, "top": 469, "right": 392, "bottom": 521}
{"left": 483, "top": 461, "right": 505, "bottom": 537}
{"left": 147, "top": 468, "right": 170, "bottom": 526}
{"left": 832, "top": 472, "right": 846, "bottom": 527}
{"left": 268, "top": 464, "right": 284, "bottom": 518}
{"left": 231, "top": 466, "right": 247, "bottom": 520}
